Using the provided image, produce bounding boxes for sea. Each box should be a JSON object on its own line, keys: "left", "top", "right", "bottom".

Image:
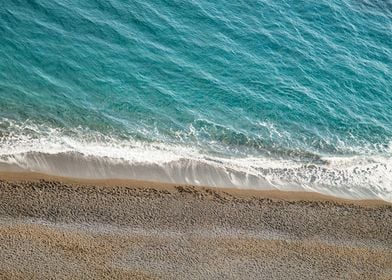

{"left": 0, "top": 0, "right": 391, "bottom": 201}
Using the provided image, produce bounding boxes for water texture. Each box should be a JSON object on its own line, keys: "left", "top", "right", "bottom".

{"left": 0, "top": 0, "right": 391, "bottom": 200}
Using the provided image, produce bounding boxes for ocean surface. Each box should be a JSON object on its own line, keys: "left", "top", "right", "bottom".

{"left": 0, "top": 0, "right": 391, "bottom": 201}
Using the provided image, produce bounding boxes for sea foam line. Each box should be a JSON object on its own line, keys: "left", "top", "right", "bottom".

{"left": 0, "top": 119, "right": 391, "bottom": 202}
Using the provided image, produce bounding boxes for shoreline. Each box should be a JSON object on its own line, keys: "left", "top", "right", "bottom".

{"left": 0, "top": 171, "right": 389, "bottom": 207}
{"left": 0, "top": 171, "right": 391, "bottom": 279}
{"left": 1, "top": 150, "right": 389, "bottom": 203}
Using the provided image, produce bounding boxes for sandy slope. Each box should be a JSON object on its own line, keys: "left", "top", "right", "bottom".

{"left": 0, "top": 172, "right": 391, "bottom": 279}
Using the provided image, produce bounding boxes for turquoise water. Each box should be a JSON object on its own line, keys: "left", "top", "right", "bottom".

{"left": 1, "top": 0, "right": 391, "bottom": 200}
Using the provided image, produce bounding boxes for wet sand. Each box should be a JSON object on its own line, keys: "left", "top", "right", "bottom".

{"left": 0, "top": 172, "right": 391, "bottom": 279}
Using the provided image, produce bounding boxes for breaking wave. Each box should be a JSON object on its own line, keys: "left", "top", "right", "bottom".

{"left": 0, "top": 120, "right": 391, "bottom": 202}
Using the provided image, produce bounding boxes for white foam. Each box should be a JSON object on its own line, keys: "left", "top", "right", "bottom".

{"left": 0, "top": 119, "right": 391, "bottom": 202}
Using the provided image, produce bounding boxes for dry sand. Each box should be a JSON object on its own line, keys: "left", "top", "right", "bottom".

{"left": 0, "top": 172, "right": 391, "bottom": 279}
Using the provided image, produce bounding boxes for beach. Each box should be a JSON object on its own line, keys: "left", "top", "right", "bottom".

{"left": 0, "top": 172, "right": 391, "bottom": 279}
{"left": 1, "top": 0, "right": 391, "bottom": 279}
